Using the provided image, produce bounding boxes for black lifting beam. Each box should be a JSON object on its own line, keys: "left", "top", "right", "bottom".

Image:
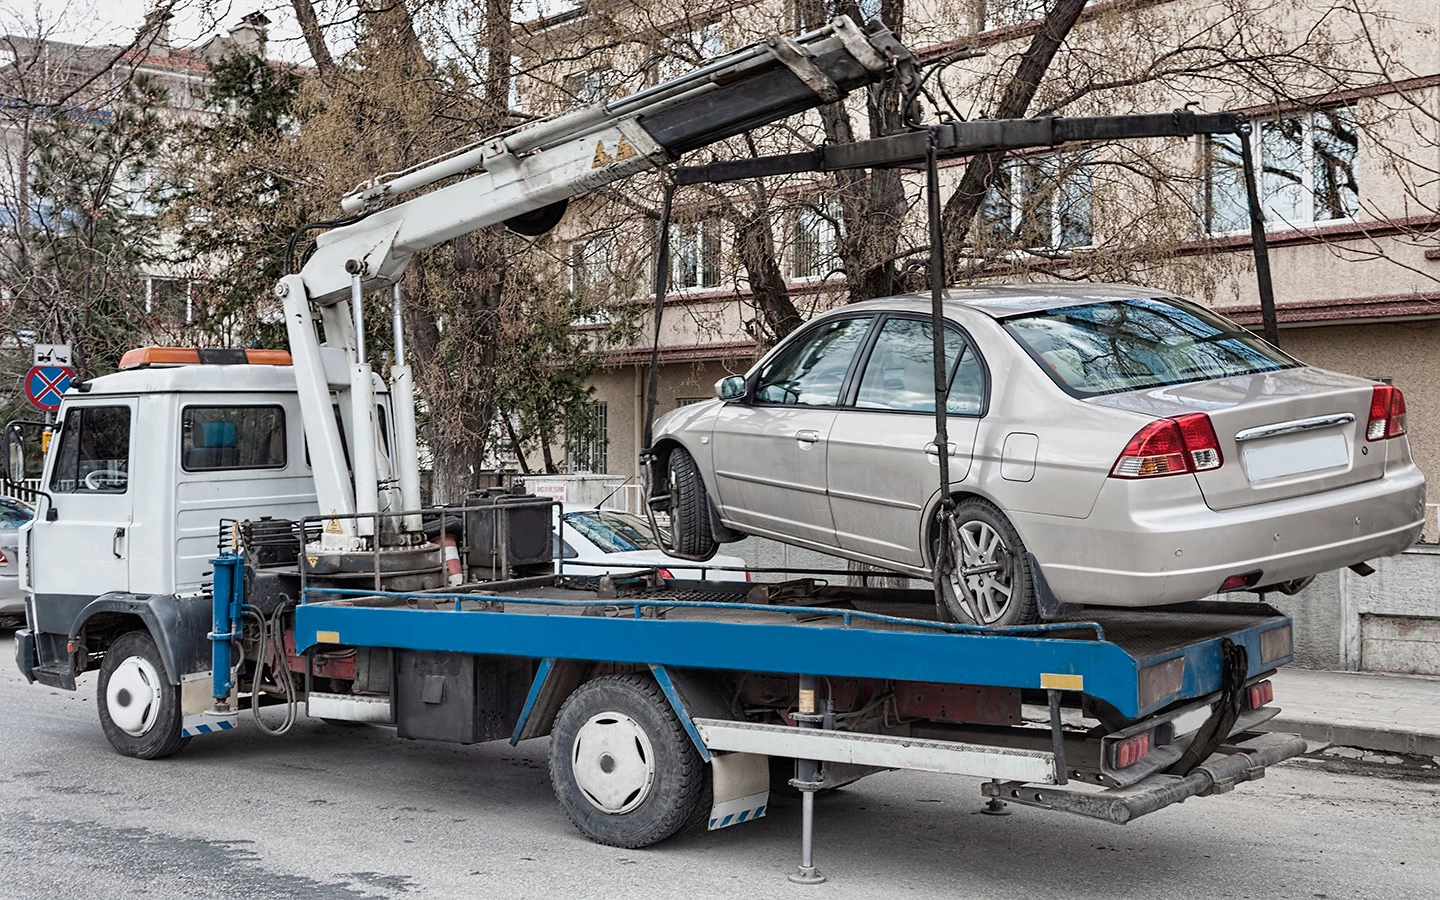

{"left": 673, "top": 110, "right": 1281, "bottom": 346}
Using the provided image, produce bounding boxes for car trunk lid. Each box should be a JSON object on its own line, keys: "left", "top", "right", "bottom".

{"left": 1090, "top": 367, "right": 1384, "bottom": 510}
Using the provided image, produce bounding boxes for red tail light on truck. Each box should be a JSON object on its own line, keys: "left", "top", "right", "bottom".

{"left": 1110, "top": 413, "right": 1223, "bottom": 479}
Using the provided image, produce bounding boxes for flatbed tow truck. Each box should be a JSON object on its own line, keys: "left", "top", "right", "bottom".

{"left": 7, "top": 16, "right": 1307, "bottom": 882}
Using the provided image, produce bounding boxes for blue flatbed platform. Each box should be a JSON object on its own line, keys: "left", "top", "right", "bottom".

{"left": 294, "top": 579, "right": 1294, "bottom": 720}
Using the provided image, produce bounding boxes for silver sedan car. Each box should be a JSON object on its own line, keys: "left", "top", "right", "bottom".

{"left": 0, "top": 497, "right": 33, "bottom": 626}
{"left": 647, "top": 285, "right": 1425, "bottom": 625}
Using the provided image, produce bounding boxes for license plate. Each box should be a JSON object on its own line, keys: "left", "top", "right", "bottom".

{"left": 1242, "top": 432, "right": 1348, "bottom": 482}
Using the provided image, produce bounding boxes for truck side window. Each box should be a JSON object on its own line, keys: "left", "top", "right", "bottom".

{"left": 49, "top": 406, "right": 132, "bottom": 493}
{"left": 182, "top": 406, "right": 286, "bottom": 471}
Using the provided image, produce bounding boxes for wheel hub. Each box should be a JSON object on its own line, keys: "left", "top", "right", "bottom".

{"left": 107, "top": 655, "right": 162, "bottom": 737}
{"left": 949, "top": 520, "right": 1015, "bottom": 625}
{"left": 572, "top": 711, "right": 656, "bottom": 814}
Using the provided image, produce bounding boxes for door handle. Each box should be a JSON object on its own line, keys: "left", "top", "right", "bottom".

{"left": 112, "top": 527, "right": 125, "bottom": 559}
{"left": 924, "top": 442, "right": 957, "bottom": 456}
{"left": 795, "top": 430, "right": 822, "bottom": 444}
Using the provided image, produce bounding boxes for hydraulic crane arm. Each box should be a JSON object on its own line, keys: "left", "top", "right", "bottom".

{"left": 276, "top": 16, "right": 914, "bottom": 545}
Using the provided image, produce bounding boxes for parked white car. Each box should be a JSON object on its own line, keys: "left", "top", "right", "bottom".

{"left": 556, "top": 505, "right": 749, "bottom": 582}
{"left": 0, "top": 497, "right": 33, "bottom": 625}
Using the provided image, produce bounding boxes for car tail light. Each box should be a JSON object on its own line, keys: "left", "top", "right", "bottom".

{"left": 1367, "top": 385, "right": 1406, "bottom": 441}
{"left": 1111, "top": 413, "right": 1222, "bottom": 478}
{"left": 1108, "top": 732, "right": 1151, "bottom": 769}
{"left": 657, "top": 568, "right": 675, "bottom": 580}
{"left": 1245, "top": 679, "right": 1274, "bottom": 710}
{"left": 744, "top": 570, "right": 752, "bottom": 582}
{"left": 0, "top": 549, "right": 8, "bottom": 566}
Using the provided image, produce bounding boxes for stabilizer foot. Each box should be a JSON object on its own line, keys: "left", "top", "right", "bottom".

{"left": 980, "top": 797, "right": 1011, "bottom": 816}
{"left": 788, "top": 866, "right": 826, "bottom": 885}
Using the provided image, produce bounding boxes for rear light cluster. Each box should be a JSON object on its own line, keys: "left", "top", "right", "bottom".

{"left": 0, "top": 549, "right": 8, "bottom": 566}
{"left": 1108, "top": 732, "right": 1151, "bottom": 769}
{"left": 1111, "top": 413, "right": 1223, "bottom": 479}
{"left": 1245, "top": 679, "right": 1274, "bottom": 710}
{"left": 1367, "top": 385, "right": 1407, "bottom": 441}
{"left": 657, "top": 568, "right": 675, "bottom": 580}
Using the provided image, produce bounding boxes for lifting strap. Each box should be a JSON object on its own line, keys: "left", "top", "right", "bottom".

{"left": 1167, "top": 637, "right": 1249, "bottom": 777}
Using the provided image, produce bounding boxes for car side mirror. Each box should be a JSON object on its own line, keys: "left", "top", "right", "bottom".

{"left": 715, "top": 375, "right": 747, "bottom": 402}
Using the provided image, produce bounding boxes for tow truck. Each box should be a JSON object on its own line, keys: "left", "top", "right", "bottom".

{"left": 7, "top": 17, "right": 1307, "bottom": 883}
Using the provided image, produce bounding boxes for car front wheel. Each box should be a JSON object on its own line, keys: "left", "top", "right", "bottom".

{"left": 97, "top": 630, "right": 190, "bottom": 759}
{"left": 666, "top": 446, "right": 718, "bottom": 560}
{"left": 936, "top": 499, "right": 1038, "bottom": 627}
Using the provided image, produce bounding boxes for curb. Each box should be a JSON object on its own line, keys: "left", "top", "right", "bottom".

{"left": 1262, "top": 716, "right": 1440, "bottom": 758}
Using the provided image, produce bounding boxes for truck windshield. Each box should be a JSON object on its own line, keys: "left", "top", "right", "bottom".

{"left": 564, "top": 510, "right": 659, "bottom": 553}
{"left": 1002, "top": 296, "right": 1297, "bottom": 397}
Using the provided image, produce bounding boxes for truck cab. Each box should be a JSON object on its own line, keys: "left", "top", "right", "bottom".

{"left": 15, "top": 346, "right": 396, "bottom": 692}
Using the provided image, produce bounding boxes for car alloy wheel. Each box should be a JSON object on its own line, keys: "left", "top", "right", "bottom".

{"left": 949, "top": 519, "right": 1015, "bottom": 625}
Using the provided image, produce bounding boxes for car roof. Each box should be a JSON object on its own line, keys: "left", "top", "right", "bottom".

{"left": 841, "top": 283, "right": 1170, "bottom": 319}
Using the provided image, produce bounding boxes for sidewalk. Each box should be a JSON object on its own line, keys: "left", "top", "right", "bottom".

{"left": 1264, "top": 667, "right": 1440, "bottom": 756}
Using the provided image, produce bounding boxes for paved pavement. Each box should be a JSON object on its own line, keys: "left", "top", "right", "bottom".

{"left": 3, "top": 633, "right": 1439, "bottom": 900}
{"left": 1268, "top": 667, "right": 1440, "bottom": 756}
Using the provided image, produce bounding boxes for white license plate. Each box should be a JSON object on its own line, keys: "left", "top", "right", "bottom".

{"left": 1242, "top": 432, "right": 1348, "bottom": 482}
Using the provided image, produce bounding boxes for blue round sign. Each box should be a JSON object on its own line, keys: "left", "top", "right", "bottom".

{"left": 24, "top": 365, "right": 74, "bottom": 412}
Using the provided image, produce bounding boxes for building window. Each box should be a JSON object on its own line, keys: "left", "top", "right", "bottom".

{"left": 1204, "top": 107, "right": 1360, "bottom": 234}
{"left": 790, "top": 202, "right": 841, "bottom": 280}
{"left": 670, "top": 220, "right": 722, "bottom": 290}
{"left": 567, "top": 401, "right": 608, "bottom": 473}
{"left": 564, "top": 67, "right": 615, "bottom": 104}
{"left": 569, "top": 238, "right": 610, "bottom": 301}
{"left": 796, "top": 0, "right": 882, "bottom": 30}
{"left": 983, "top": 0, "right": 1051, "bottom": 30}
{"left": 980, "top": 153, "right": 1092, "bottom": 250}
{"left": 659, "top": 22, "right": 724, "bottom": 81}
{"left": 145, "top": 276, "right": 193, "bottom": 324}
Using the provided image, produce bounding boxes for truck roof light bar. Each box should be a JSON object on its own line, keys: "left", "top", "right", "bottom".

{"left": 119, "top": 347, "right": 294, "bottom": 369}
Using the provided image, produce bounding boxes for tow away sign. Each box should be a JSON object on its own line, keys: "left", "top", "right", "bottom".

{"left": 24, "top": 365, "right": 74, "bottom": 413}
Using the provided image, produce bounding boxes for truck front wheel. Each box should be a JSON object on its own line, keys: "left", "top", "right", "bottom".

{"left": 97, "top": 630, "right": 189, "bottom": 760}
{"left": 549, "top": 674, "right": 710, "bottom": 848}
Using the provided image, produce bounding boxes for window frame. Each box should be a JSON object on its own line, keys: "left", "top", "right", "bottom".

{"left": 789, "top": 200, "right": 842, "bottom": 281}
{"left": 180, "top": 404, "right": 289, "bottom": 473}
{"left": 748, "top": 313, "right": 877, "bottom": 410}
{"left": 1203, "top": 105, "right": 1361, "bottom": 235}
{"left": 842, "top": 312, "right": 991, "bottom": 418}
{"left": 980, "top": 151, "right": 1093, "bottom": 252}
{"left": 668, "top": 218, "right": 723, "bottom": 292}
{"left": 48, "top": 403, "right": 134, "bottom": 495}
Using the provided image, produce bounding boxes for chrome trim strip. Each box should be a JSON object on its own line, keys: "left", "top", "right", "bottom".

{"left": 1234, "top": 412, "right": 1355, "bottom": 443}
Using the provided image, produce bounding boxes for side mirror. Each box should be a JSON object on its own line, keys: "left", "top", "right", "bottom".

{"left": 2, "top": 421, "right": 48, "bottom": 486}
{"left": 715, "top": 375, "right": 747, "bottom": 402}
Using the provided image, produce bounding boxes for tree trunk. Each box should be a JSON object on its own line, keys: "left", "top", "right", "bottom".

{"left": 289, "top": 0, "right": 335, "bottom": 74}
{"left": 939, "top": 0, "right": 1089, "bottom": 266}
{"left": 735, "top": 192, "right": 803, "bottom": 342}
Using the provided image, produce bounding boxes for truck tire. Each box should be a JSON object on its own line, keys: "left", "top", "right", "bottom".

{"left": 936, "top": 498, "right": 1038, "bottom": 627}
{"left": 549, "top": 674, "right": 710, "bottom": 848}
{"left": 667, "top": 446, "right": 718, "bottom": 560}
{"left": 97, "top": 630, "right": 190, "bottom": 760}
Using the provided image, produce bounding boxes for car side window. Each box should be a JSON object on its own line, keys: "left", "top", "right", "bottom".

{"left": 854, "top": 318, "right": 983, "bottom": 415}
{"left": 754, "top": 317, "right": 873, "bottom": 407}
{"left": 49, "top": 405, "right": 132, "bottom": 493}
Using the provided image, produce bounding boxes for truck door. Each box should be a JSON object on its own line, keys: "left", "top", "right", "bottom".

{"left": 28, "top": 400, "right": 136, "bottom": 634}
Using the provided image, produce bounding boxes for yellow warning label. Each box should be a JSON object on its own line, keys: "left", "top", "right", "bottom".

{"left": 1040, "top": 673, "right": 1084, "bottom": 691}
{"left": 306, "top": 555, "right": 318, "bottom": 568}
{"left": 591, "top": 140, "right": 614, "bottom": 167}
{"left": 316, "top": 630, "right": 341, "bottom": 644}
{"left": 615, "top": 136, "right": 637, "bottom": 161}
{"left": 324, "top": 511, "right": 342, "bottom": 534}
{"left": 798, "top": 689, "right": 816, "bottom": 714}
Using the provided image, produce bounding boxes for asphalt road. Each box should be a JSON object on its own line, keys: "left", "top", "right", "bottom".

{"left": 3, "top": 632, "right": 1438, "bottom": 900}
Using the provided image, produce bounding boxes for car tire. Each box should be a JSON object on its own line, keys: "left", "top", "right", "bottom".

{"left": 667, "top": 446, "right": 718, "bottom": 560}
{"left": 936, "top": 498, "right": 1038, "bottom": 627}
{"left": 97, "top": 630, "right": 190, "bottom": 760}
{"left": 549, "top": 674, "right": 711, "bottom": 848}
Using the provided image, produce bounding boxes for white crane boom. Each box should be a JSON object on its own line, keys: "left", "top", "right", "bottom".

{"left": 274, "top": 16, "right": 914, "bottom": 545}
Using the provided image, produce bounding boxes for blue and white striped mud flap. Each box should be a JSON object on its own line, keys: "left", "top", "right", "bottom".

{"left": 182, "top": 711, "right": 238, "bottom": 738}
{"left": 709, "top": 791, "right": 768, "bottom": 831}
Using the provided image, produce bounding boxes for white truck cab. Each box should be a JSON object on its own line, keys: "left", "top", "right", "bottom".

{"left": 17, "top": 347, "right": 397, "bottom": 690}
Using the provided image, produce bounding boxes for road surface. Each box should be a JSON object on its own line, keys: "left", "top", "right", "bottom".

{"left": 2, "top": 633, "right": 1436, "bottom": 899}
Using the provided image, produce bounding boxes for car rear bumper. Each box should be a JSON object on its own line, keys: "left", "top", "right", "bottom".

{"left": 1016, "top": 464, "right": 1426, "bottom": 607}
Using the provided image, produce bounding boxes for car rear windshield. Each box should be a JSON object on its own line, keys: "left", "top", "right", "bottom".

{"left": 564, "top": 511, "right": 659, "bottom": 553}
{"left": 1001, "top": 297, "right": 1297, "bottom": 397}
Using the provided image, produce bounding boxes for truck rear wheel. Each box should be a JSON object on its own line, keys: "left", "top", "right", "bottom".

{"left": 97, "top": 630, "right": 189, "bottom": 760}
{"left": 667, "top": 447, "right": 718, "bottom": 560}
{"left": 549, "top": 674, "right": 709, "bottom": 848}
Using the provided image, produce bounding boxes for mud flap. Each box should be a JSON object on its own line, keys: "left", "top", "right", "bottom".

{"left": 708, "top": 751, "right": 770, "bottom": 830}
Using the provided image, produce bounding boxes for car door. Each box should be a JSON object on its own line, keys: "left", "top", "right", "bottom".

{"left": 828, "top": 316, "right": 986, "bottom": 567}
{"left": 711, "top": 315, "right": 874, "bottom": 545}
{"left": 27, "top": 400, "right": 136, "bottom": 636}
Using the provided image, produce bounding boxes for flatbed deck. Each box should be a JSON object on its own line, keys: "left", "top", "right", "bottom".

{"left": 295, "top": 578, "right": 1294, "bottom": 720}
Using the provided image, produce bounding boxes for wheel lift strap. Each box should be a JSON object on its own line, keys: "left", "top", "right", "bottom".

{"left": 1167, "top": 637, "right": 1248, "bottom": 777}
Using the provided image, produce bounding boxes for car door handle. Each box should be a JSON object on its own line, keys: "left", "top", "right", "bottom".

{"left": 924, "top": 442, "right": 957, "bottom": 456}
{"left": 113, "top": 527, "right": 125, "bottom": 559}
{"left": 795, "top": 430, "right": 822, "bottom": 444}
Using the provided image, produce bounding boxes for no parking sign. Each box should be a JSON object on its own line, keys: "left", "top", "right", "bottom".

{"left": 24, "top": 365, "right": 74, "bottom": 413}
